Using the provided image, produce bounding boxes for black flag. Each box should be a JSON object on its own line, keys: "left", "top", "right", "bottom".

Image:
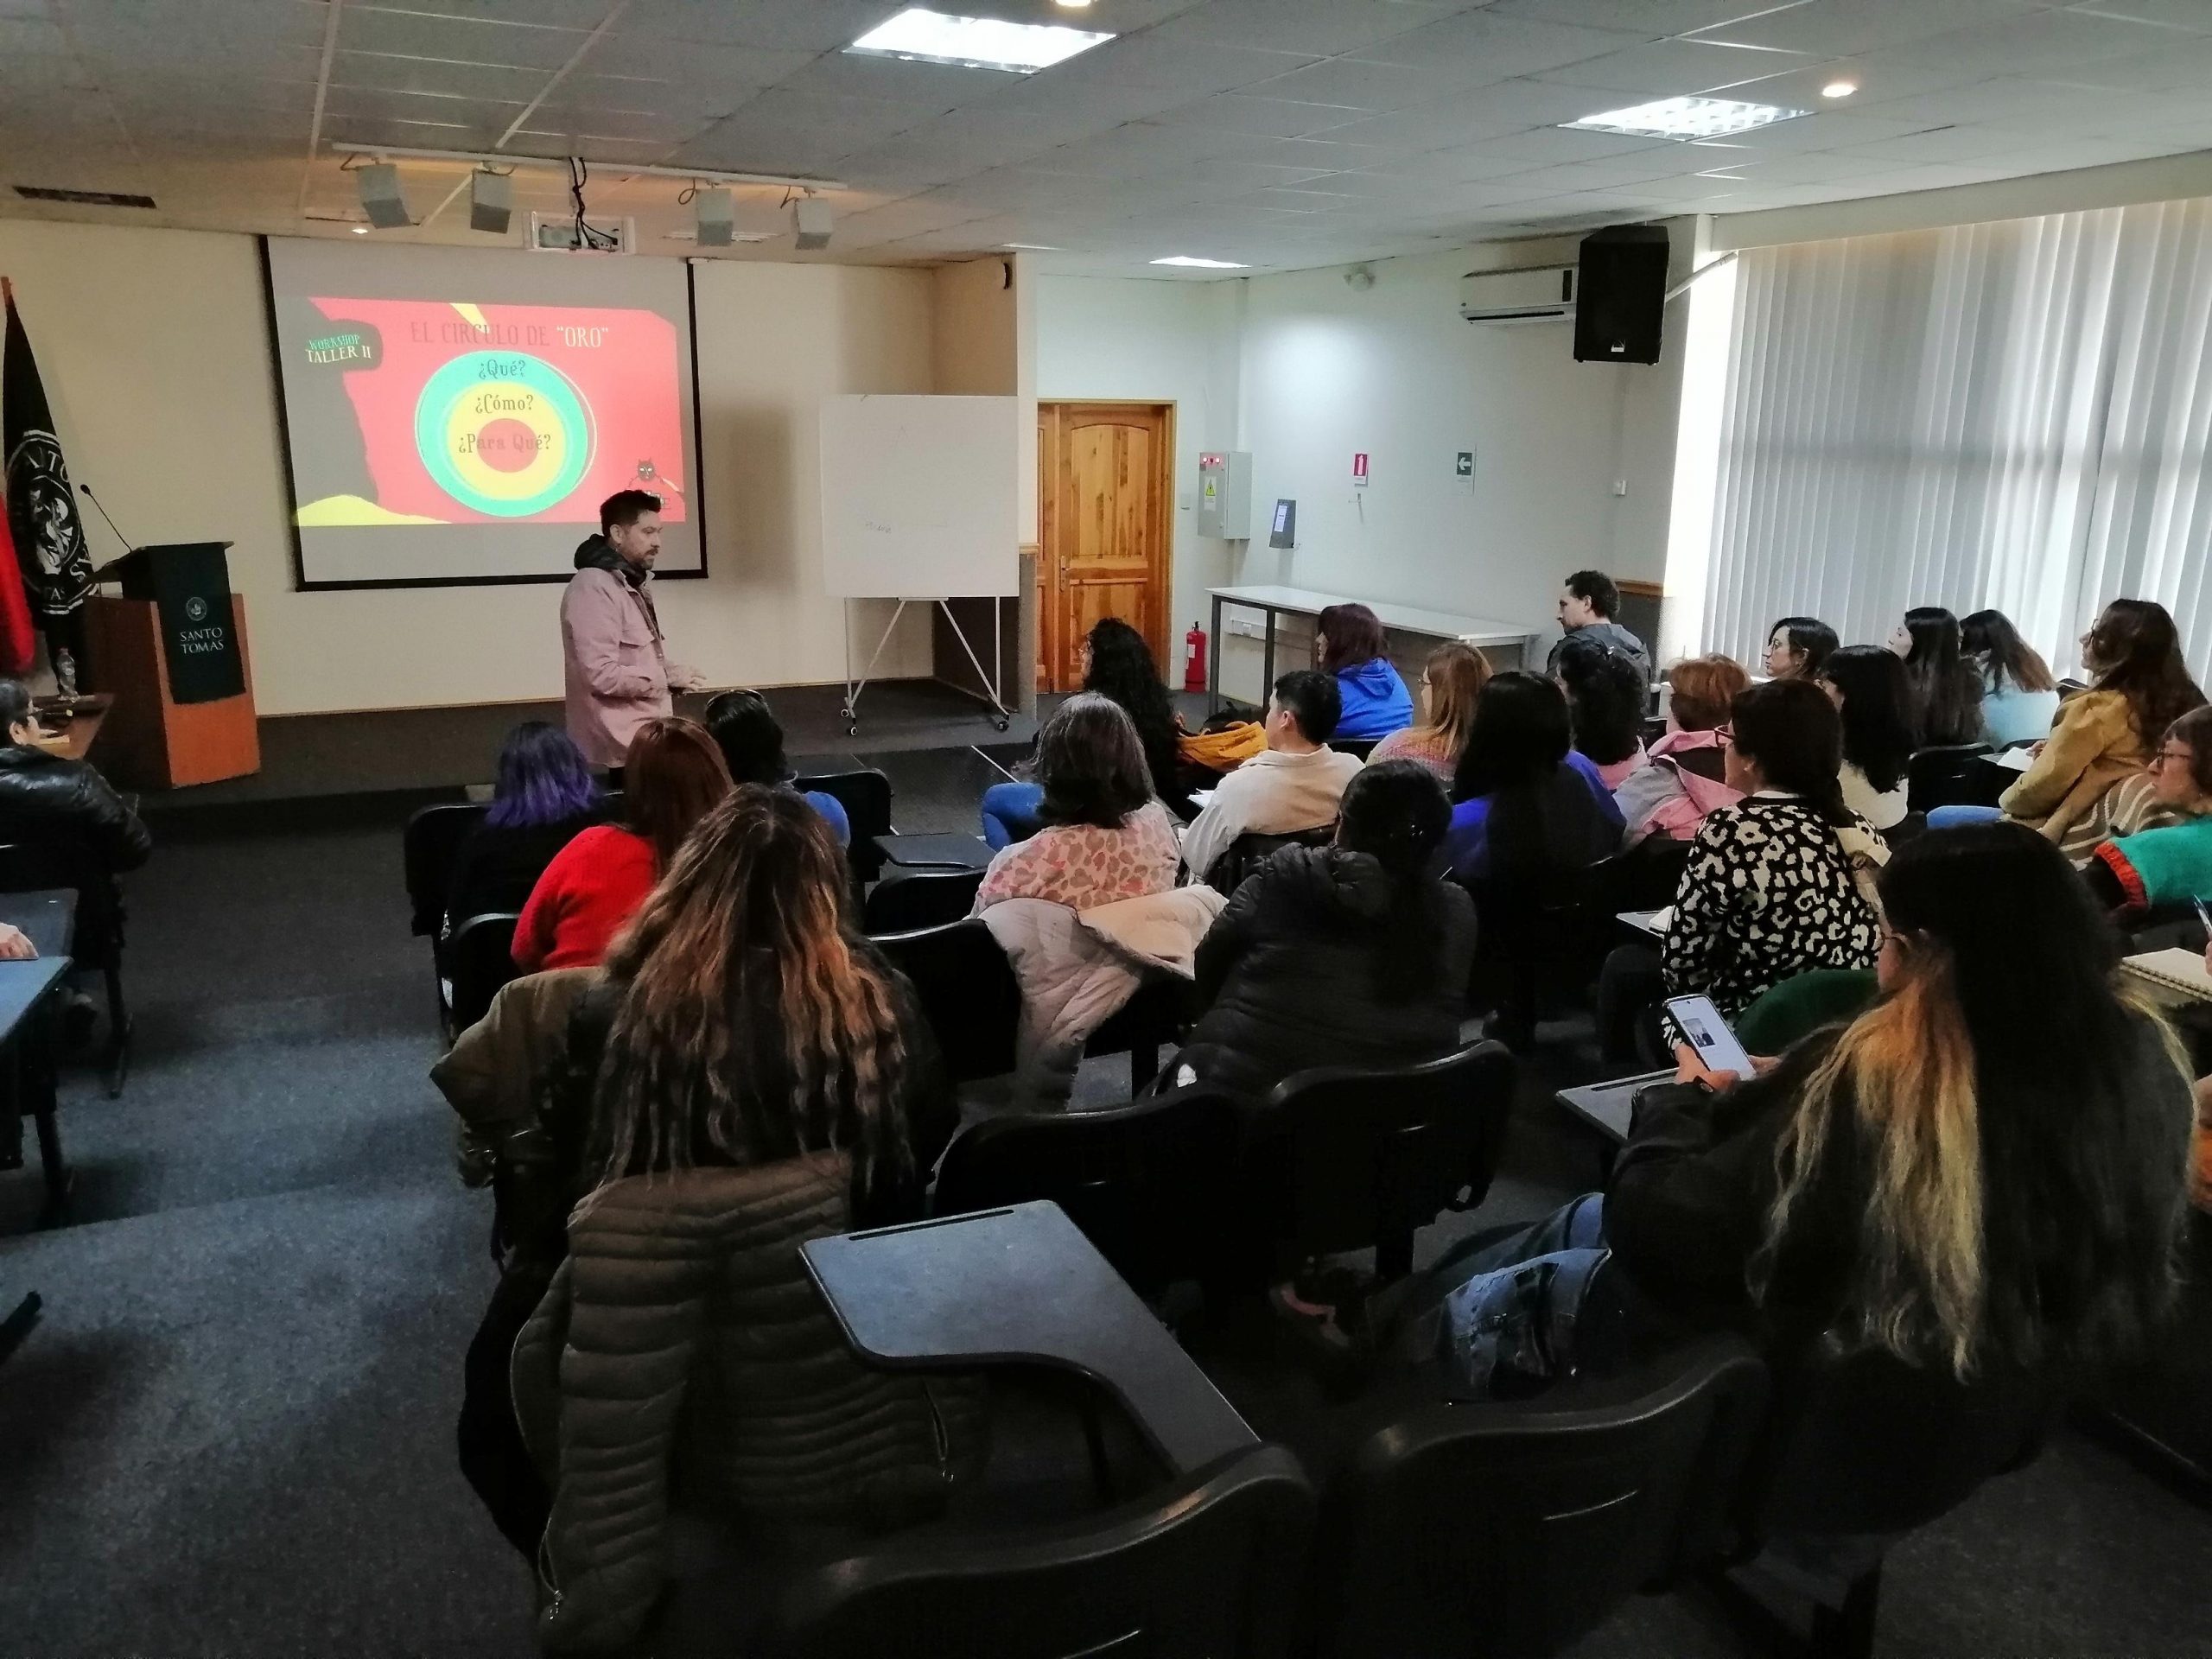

{"left": 3, "top": 276, "right": 97, "bottom": 671}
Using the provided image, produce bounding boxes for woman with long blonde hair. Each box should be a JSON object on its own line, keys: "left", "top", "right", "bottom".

{"left": 1370, "top": 639, "right": 1491, "bottom": 782}
{"left": 1374, "top": 822, "right": 2192, "bottom": 1399}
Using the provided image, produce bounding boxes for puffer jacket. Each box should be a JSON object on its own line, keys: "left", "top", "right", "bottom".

{"left": 0, "top": 743, "right": 151, "bottom": 874}
{"left": 512, "top": 1156, "right": 989, "bottom": 1654}
{"left": 1178, "top": 844, "right": 1477, "bottom": 1102}
{"left": 429, "top": 966, "right": 601, "bottom": 1185}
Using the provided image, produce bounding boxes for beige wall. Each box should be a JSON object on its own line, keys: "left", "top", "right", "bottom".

{"left": 0, "top": 218, "right": 944, "bottom": 715}
{"left": 930, "top": 252, "right": 1038, "bottom": 543}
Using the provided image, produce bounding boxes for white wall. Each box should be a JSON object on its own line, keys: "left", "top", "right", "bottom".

{"left": 0, "top": 219, "right": 942, "bottom": 715}
{"left": 1035, "top": 235, "right": 1690, "bottom": 685}
{"left": 1232, "top": 238, "right": 1679, "bottom": 638}
{"left": 1034, "top": 274, "right": 1245, "bottom": 640}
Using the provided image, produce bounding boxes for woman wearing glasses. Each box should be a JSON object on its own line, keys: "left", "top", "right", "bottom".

{"left": 2084, "top": 706, "right": 2212, "bottom": 917}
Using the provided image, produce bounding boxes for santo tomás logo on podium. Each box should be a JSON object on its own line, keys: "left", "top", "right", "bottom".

{"left": 287, "top": 297, "right": 683, "bottom": 530}
{"left": 415, "top": 351, "right": 594, "bottom": 518}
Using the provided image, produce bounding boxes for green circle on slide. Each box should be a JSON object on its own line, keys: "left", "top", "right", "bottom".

{"left": 414, "top": 351, "right": 593, "bottom": 518}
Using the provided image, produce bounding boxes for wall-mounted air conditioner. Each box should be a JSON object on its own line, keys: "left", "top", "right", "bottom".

{"left": 1459, "top": 264, "right": 1577, "bottom": 324}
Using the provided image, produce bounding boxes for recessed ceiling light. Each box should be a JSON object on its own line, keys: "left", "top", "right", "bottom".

{"left": 1056, "top": 0, "right": 1094, "bottom": 8}
{"left": 351, "top": 225, "right": 369, "bottom": 234}
{"left": 1152, "top": 255, "right": 1247, "bottom": 269}
{"left": 848, "top": 8, "right": 1112, "bottom": 73}
{"left": 1564, "top": 95, "right": 1809, "bottom": 141}
{"left": 1821, "top": 79, "right": 1859, "bottom": 99}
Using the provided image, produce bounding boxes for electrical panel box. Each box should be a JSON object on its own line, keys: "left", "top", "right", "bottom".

{"left": 1196, "top": 450, "right": 1252, "bottom": 539}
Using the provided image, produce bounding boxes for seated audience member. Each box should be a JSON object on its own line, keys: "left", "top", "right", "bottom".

{"left": 1820, "top": 645, "right": 1916, "bottom": 831}
{"left": 1962, "top": 608, "right": 2061, "bottom": 748}
{"left": 1763, "top": 615, "right": 1838, "bottom": 682}
{"left": 512, "top": 717, "right": 728, "bottom": 972}
{"left": 1443, "top": 671, "right": 1623, "bottom": 881}
{"left": 473, "top": 789, "right": 977, "bottom": 1628}
{"left": 1370, "top": 639, "right": 1490, "bottom": 783}
{"left": 1387, "top": 823, "right": 2193, "bottom": 1408}
{"left": 0, "top": 676, "right": 151, "bottom": 1031}
{"left": 1173, "top": 762, "right": 1476, "bottom": 1102}
{"left": 701, "top": 689, "right": 849, "bottom": 848}
{"left": 2085, "top": 706, "right": 2212, "bottom": 916}
{"left": 1316, "top": 603, "right": 1414, "bottom": 741}
{"left": 1179, "top": 670, "right": 1363, "bottom": 885}
{"left": 1890, "top": 606, "right": 1984, "bottom": 747}
{"left": 1951, "top": 599, "right": 2208, "bottom": 855}
{"left": 1662, "top": 678, "right": 1884, "bottom": 1014}
{"left": 1547, "top": 569, "right": 1650, "bottom": 681}
{"left": 974, "top": 694, "right": 1180, "bottom": 913}
{"left": 1556, "top": 633, "right": 1650, "bottom": 789}
{"left": 444, "top": 722, "right": 602, "bottom": 933}
{"left": 1618, "top": 654, "right": 1747, "bottom": 844}
{"left": 982, "top": 617, "right": 1188, "bottom": 847}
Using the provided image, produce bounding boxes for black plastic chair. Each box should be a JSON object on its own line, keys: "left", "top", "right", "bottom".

{"left": 872, "top": 917, "right": 1022, "bottom": 1084}
{"left": 1732, "top": 1347, "right": 2055, "bottom": 1659}
{"left": 1327, "top": 737, "right": 1379, "bottom": 762}
{"left": 1312, "top": 1333, "right": 1770, "bottom": 1659}
{"left": 1082, "top": 973, "right": 1185, "bottom": 1093}
{"left": 1253, "top": 1040, "right": 1516, "bottom": 1281}
{"left": 1673, "top": 744, "right": 1728, "bottom": 783}
{"left": 769, "top": 1441, "right": 1316, "bottom": 1659}
{"left": 862, "top": 868, "right": 984, "bottom": 935}
{"left": 1202, "top": 825, "right": 1334, "bottom": 893}
{"left": 1884, "top": 810, "right": 1929, "bottom": 844}
{"left": 1904, "top": 743, "right": 1993, "bottom": 814}
{"left": 446, "top": 911, "right": 521, "bottom": 1035}
{"left": 0, "top": 838, "right": 130, "bottom": 1096}
{"left": 933, "top": 1084, "right": 1243, "bottom": 1300}
{"left": 795, "top": 769, "right": 894, "bottom": 887}
{"left": 402, "top": 801, "right": 484, "bottom": 937}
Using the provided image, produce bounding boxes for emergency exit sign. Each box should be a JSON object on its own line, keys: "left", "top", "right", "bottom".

{"left": 1352, "top": 452, "right": 1369, "bottom": 487}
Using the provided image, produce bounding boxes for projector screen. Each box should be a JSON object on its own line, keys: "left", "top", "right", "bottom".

{"left": 262, "top": 238, "right": 702, "bottom": 588}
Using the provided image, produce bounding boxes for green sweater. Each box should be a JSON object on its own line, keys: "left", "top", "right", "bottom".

{"left": 2094, "top": 812, "right": 2212, "bottom": 911}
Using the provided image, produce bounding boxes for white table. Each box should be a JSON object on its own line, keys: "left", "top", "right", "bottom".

{"left": 1206, "top": 583, "right": 1541, "bottom": 713}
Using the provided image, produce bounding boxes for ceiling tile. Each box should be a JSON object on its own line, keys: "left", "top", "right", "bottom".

{"left": 768, "top": 51, "right": 1031, "bottom": 107}
{"left": 1247, "top": 55, "right": 1499, "bottom": 111}
{"left": 2066, "top": 0, "right": 2212, "bottom": 28}
{"left": 1833, "top": 123, "right": 2044, "bottom": 163}
{"left": 1151, "top": 93, "right": 1376, "bottom": 138}
{"left": 572, "top": 35, "right": 814, "bottom": 85}
{"left": 1049, "top": 35, "right": 1318, "bottom": 97}
{"left": 2010, "top": 37, "right": 2212, "bottom": 93}
{"left": 620, "top": 0, "right": 901, "bottom": 54}
{"left": 0, "top": 13, "right": 63, "bottom": 54}
{"left": 1316, "top": 78, "right": 1607, "bottom": 147}
{"left": 1868, "top": 7, "right": 2197, "bottom": 77}
{"left": 332, "top": 52, "right": 550, "bottom": 103}
{"left": 1462, "top": 125, "right": 1681, "bottom": 163}
{"left": 1533, "top": 37, "right": 1811, "bottom": 97}
{"left": 1675, "top": 108, "right": 1942, "bottom": 153}
{"left": 1688, "top": 0, "right": 2040, "bottom": 57}
{"left": 1356, "top": 10, "right": 1652, "bottom": 80}
{"left": 1489, "top": 0, "right": 1815, "bottom": 30}
{"left": 1140, "top": 0, "right": 1465, "bottom": 60}
{"left": 1718, "top": 148, "right": 1912, "bottom": 182}
{"left": 338, "top": 10, "right": 595, "bottom": 71}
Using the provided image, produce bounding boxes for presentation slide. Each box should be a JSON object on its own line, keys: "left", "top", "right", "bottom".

{"left": 264, "top": 238, "right": 702, "bottom": 588}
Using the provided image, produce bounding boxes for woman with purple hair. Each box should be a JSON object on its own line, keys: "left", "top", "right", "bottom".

{"left": 443, "top": 721, "right": 605, "bottom": 935}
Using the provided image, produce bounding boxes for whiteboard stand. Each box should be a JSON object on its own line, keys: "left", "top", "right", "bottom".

{"left": 841, "top": 598, "right": 1009, "bottom": 738}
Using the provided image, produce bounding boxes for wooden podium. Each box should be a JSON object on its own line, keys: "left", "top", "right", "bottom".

{"left": 84, "top": 593, "right": 259, "bottom": 788}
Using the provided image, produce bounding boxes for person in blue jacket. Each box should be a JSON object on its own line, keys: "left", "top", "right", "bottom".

{"left": 1443, "top": 670, "right": 1623, "bottom": 880}
{"left": 1317, "top": 602, "right": 1414, "bottom": 741}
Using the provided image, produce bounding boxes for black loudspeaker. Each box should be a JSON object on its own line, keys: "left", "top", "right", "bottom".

{"left": 1574, "top": 225, "right": 1669, "bottom": 365}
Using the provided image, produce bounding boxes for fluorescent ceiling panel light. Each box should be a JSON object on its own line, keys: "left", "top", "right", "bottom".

{"left": 1821, "top": 79, "right": 1859, "bottom": 99}
{"left": 1152, "top": 255, "right": 1247, "bottom": 268}
{"left": 1564, "top": 96, "right": 1808, "bottom": 141}
{"left": 848, "top": 8, "right": 1112, "bottom": 73}
{"left": 1005, "top": 242, "right": 1063, "bottom": 250}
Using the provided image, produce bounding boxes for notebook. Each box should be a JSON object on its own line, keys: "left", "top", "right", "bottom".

{"left": 1988, "top": 747, "right": 2037, "bottom": 772}
{"left": 2120, "top": 947, "right": 2212, "bottom": 1005}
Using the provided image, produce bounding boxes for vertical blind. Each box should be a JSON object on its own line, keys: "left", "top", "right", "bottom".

{"left": 1700, "top": 196, "right": 2212, "bottom": 682}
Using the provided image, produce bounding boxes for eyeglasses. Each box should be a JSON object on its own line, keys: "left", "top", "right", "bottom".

{"left": 2156, "top": 747, "right": 2192, "bottom": 767}
{"left": 1714, "top": 722, "right": 1734, "bottom": 744}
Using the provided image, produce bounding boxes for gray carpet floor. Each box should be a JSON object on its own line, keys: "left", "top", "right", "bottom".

{"left": 3, "top": 753, "right": 2209, "bottom": 1657}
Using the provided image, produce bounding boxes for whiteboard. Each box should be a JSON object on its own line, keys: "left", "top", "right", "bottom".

{"left": 819, "top": 395, "right": 1020, "bottom": 600}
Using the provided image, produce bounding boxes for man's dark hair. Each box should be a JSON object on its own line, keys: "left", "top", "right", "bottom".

{"left": 601, "top": 489, "right": 663, "bottom": 537}
{"left": 0, "top": 677, "right": 29, "bottom": 735}
{"left": 1272, "top": 668, "right": 1341, "bottom": 744}
{"left": 1564, "top": 569, "right": 1618, "bottom": 619}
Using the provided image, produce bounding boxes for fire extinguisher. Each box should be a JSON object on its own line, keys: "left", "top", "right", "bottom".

{"left": 1184, "top": 621, "right": 1208, "bottom": 693}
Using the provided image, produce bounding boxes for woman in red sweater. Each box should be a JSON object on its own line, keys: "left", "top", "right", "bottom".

{"left": 513, "top": 717, "right": 729, "bottom": 971}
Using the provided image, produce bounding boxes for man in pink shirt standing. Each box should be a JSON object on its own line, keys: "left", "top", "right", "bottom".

{"left": 562, "top": 489, "right": 702, "bottom": 772}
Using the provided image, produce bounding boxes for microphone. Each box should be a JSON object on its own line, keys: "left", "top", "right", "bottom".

{"left": 78, "top": 483, "right": 136, "bottom": 582}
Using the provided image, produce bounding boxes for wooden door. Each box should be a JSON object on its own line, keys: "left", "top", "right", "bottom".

{"left": 1039, "top": 402, "right": 1173, "bottom": 692}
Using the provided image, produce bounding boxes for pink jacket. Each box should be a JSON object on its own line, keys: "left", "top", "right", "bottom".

{"left": 561, "top": 563, "right": 671, "bottom": 768}
{"left": 1617, "top": 728, "right": 1742, "bottom": 844}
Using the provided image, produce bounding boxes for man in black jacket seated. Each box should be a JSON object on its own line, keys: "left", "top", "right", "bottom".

{"left": 0, "top": 677, "right": 151, "bottom": 1036}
